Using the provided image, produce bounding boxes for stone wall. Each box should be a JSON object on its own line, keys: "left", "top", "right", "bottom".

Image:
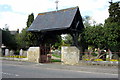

{"left": 61, "top": 46, "right": 80, "bottom": 65}
{"left": 27, "top": 47, "right": 40, "bottom": 63}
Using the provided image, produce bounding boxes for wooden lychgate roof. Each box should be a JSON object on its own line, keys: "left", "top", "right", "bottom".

{"left": 27, "top": 7, "right": 84, "bottom": 33}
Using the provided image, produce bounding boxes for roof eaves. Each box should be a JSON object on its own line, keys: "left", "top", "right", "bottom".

{"left": 40, "top": 27, "right": 68, "bottom": 32}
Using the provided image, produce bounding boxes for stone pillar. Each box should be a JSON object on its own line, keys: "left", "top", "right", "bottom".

{"left": 27, "top": 47, "right": 40, "bottom": 63}
{"left": 5, "top": 49, "right": 9, "bottom": 56}
{"left": 61, "top": 46, "right": 80, "bottom": 65}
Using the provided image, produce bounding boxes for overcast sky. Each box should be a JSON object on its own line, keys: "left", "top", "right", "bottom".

{"left": 0, "top": 0, "right": 119, "bottom": 31}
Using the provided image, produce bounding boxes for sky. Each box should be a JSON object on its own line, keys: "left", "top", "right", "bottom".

{"left": 0, "top": 0, "right": 119, "bottom": 31}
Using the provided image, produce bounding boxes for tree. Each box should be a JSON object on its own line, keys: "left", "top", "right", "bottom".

{"left": 2, "top": 29, "right": 17, "bottom": 50}
{"left": 27, "top": 13, "right": 34, "bottom": 27}
{"left": 104, "top": 1, "right": 120, "bottom": 51}
{"left": 82, "top": 25, "right": 105, "bottom": 48}
{"left": 105, "top": 1, "right": 120, "bottom": 25}
{"left": 15, "top": 13, "right": 35, "bottom": 49}
{"left": 104, "top": 23, "right": 120, "bottom": 51}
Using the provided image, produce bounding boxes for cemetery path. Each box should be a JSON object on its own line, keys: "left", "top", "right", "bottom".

{"left": 1, "top": 60, "right": 118, "bottom": 78}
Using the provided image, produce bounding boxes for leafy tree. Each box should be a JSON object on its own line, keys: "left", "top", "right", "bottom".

{"left": 104, "top": 23, "right": 120, "bottom": 51}
{"left": 2, "top": 29, "right": 17, "bottom": 50}
{"left": 104, "top": 1, "right": 120, "bottom": 51}
{"left": 105, "top": 1, "right": 120, "bottom": 25}
{"left": 82, "top": 25, "right": 105, "bottom": 48}
{"left": 82, "top": 24, "right": 120, "bottom": 52}
{"left": 27, "top": 13, "right": 34, "bottom": 27}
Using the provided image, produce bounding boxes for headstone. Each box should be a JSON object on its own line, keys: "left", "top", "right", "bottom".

{"left": 5, "top": 49, "right": 9, "bottom": 56}
{"left": 27, "top": 47, "right": 40, "bottom": 63}
{"left": 10, "top": 50, "right": 14, "bottom": 56}
{"left": 23, "top": 51, "right": 27, "bottom": 57}
{"left": 109, "top": 52, "right": 112, "bottom": 60}
{"left": 61, "top": 46, "right": 80, "bottom": 65}
{"left": 20, "top": 49, "right": 23, "bottom": 56}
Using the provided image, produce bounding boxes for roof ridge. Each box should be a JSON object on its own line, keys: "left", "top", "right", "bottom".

{"left": 38, "top": 6, "right": 78, "bottom": 15}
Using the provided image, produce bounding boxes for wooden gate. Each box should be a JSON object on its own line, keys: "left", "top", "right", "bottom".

{"left": 40, "top": 45, "right": 51, "bottom": 63}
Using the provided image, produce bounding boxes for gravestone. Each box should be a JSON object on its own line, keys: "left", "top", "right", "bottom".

{"left": 61, "top": 46, "right": 80, "bottom": 65}
{"left": 27, "top": 47, "right": 40, "bottom": 63}
{"left": 10, "top": 50, "right": 14, "bottom": 56}
{"left": 23, "top": 51, "right": 27, "bottom": 57}
{"left": 5, "top": 49, "right": 9, "bottom": 56}
{"left": 20, "top": 49, "right": 23, "bottom": 56}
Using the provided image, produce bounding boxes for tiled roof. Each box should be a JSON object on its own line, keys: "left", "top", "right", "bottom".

{"left": 27, "top": 7, "right": 84, "bottom": 32}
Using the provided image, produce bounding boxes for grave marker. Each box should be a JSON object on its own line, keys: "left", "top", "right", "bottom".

{"left": 5, "top": 49, "right": 9, "bottom": 56}
{"left": 20, "top": 49, "right": 23, "bottom": 56}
